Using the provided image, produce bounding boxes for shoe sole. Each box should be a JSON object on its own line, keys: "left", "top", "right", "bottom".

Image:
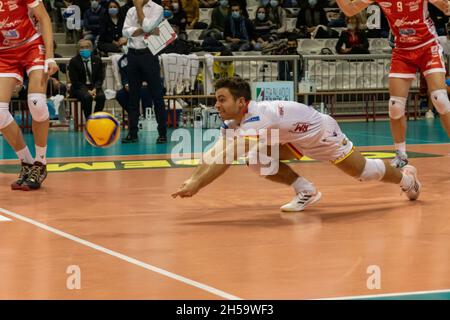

{"left": 402, "top": 165, "right": 421, "bottom": 201}
{"left": 11, "top": 183, "right": 24, "bottom": 190}
{"left": 281, "top": 191, "right": 322, "bottom": 212}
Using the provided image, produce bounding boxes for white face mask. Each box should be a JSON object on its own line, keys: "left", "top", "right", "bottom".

{"left": 308, "top": 0, "right": 317, "bottom": 7}
{"left": 347, "top": 23, "right": 356, "bottom": 30}
{"left": 172, "top": 3, "right": 179, "bottom": 11}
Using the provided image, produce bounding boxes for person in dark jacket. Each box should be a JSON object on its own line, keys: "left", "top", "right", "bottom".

{"left": 224, "top": 3, "right": 256, "bottom": 51}
{"left": 335, "top": 15, "right": 369, "bottom": 54}
{"left": 83, "top": 0, "right": 106, "bottom": 43}
{"left": 98, "top": 0, "right": 127, "bottom": 54}
{"left": 69, "top": 40, "right": 106, "bottom": 119}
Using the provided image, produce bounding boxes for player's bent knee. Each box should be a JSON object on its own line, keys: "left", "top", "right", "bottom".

{"left": 0, "top": 103, "right": 14, "bottom": 129}
{"left": 430, "top": 89, "right": 450, "bottom": 115}
{"left": 358, "top": 159, "right": 386, "bottom": 182}
{"left": 388, "top": 96, "right": 406, "bottom": 120}
{"left": 28, "top": 93, "right": 49, "bottom": 122}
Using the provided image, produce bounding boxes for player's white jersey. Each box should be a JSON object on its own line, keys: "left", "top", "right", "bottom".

{"left": 220, "top": 100, "right": 354, "bottom": 162}
{"left": 221, "top": 100, "right": 327, "bottom": 145}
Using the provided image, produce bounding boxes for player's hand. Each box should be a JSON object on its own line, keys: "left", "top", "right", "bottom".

{"left": 149, "top": 28, "right": 160, "bottom": 36}
{"left": 45, "top": 59, "right": 59, "bottom": 76}
{"left": 172, "top": 179, "right": 201, "bottom": 198}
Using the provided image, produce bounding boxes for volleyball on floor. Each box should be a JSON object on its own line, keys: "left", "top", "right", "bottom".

{"left": 84, "top": 112, "right": 120, "bottom": 148}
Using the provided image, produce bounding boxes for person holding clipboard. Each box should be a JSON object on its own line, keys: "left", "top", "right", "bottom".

{"left": 122, "top": 0, "right": 168, "bottom": 144}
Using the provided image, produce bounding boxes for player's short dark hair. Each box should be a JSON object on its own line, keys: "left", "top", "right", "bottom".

{"left": 214, "top": 77, "right": 251, "bottom": 101}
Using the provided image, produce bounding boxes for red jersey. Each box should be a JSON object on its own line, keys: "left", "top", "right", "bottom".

{"left": 0, "top": 0, "right": 40, "bottom": 49}
{"left": 368, "top": 0, "right": 438, "bottom": 49}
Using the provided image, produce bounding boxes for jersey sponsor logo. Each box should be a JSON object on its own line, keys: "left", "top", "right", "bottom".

{"left": 1, "top": 29, "right": 19, "bottom": 39}
{"left": 379, "top": 2, "right": 392, "bottom": 7}
{"left": 394, "top": 17, "right": 421, "bottom": 27}
{"left": 243, "top": 116, "right": 260, "bottom": 124}
{"left": 399, "top": 28, "right": 416, "bottom": 36}
{"left": 8, "top": 0, "right": 19, "bottom": 11}
{"left": 405, "top": 0, "right": 420, "bottom": 12}
{"left": 0, "top": 18, "right": 22, "bottom": 29}
{"left": 289, "top": 122, "right": 310, "bottom": 134}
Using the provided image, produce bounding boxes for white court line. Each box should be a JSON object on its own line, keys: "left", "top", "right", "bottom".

{"left": 0, "top": 214, "right": 11, "bottom": 222}
{"left": 320, "top": 288, "right": 450, "bottom": 300}
{"left": 0, "top": 207, "right": 241, "bottom": 300}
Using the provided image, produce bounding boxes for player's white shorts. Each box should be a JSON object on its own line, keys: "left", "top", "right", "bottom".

{"left": 284, "top": 115, "right": 355, "bottom": 164}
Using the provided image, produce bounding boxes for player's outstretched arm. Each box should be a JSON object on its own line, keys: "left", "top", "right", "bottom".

{"left": 172, "top": 138, "right": 238, "bottom": 198}
{"left": 32, "top": 3, "right": 58, "bottom": 76}
{"left": 335, "top": 0, "right": 372, "bottom": 17}
{"left": 429, "top": 0, "right": 450, "bottom": 15}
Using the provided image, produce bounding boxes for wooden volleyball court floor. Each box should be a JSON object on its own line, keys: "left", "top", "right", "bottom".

{"left": 0, "top": 120, "right": 449, "bottom": 300}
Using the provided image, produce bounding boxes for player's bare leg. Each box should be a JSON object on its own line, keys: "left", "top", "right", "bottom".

{"left": 334, "top": 149, "right": 421, "bottom": 200}
{"left": 21, "top": 70, "right": 50, "bottom": 191}
{"left": 425, "top": 72, "right": 450, "bottom": 137}
{"left": 0, "top": 77, "right": 35, "bottom": 189}
{"left": 388, "top": 77, "right": 413, "bottom": 168}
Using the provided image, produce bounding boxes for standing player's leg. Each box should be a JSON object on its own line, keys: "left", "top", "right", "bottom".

{"left": 424, "top": 72, "right": 450, "bottom": 137}
{"left": 0, "top": 77, "right": 35, "bottom": 189}
{"left": 246, "top": 144, "right": 321, "bottom": 212}
{"left": 388, "top": 77, "right": 413, "bottom": 168}
{"left": 334, "top": 150, "right": 421, "bottom": 200}
{"left": 22, "top": 69, "right": 50, "bottom": 190}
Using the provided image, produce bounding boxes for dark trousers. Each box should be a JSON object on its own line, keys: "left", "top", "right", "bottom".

{"left": 127, "top": 48, "right": 167, "bottom": 137}
{"left": 116, "top": 86, "right": 153, "bottom": 115}
{"left": 71, "top": 86, "right": 106, "bottom": 119}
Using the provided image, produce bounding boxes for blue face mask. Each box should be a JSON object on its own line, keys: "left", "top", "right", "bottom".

{"left": 257, "top": 13, "right": 266, "bottom": 21}
{"left": 109, "top": 7, "right": 119, "bottom": 16}
{"left": 270, "top": 0, "right": 278, "bottom": 7}
{"left": 261, "top": 0, "right": 269, "bottom": 6}
{"left": 220, "top": 0, "right": 228, "bottom": 7}
{"left": 232, "top": 11, "right": 240, "bottom": 19}
{"left": 164, "top": 9, "right": 172, "bottom": 18}
{"left": 80, "top": 49, "right": 92, "bottom": 59}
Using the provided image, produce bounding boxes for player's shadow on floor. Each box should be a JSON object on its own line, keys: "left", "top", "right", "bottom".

{"left": 181, "top": 201, "right": 411, "bottom": 227}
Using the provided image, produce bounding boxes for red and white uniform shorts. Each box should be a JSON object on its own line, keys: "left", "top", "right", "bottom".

{"left": 389, "top": 41, "right": 446, "bottom": 79}
{"left": 0, "top": 35, "right": 45, "bottom": 83}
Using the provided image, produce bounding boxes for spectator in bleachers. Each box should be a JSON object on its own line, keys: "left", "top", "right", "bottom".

{"left": 199, "top": 0, "right": 218, "bottom": 8}
{"left": 295, "top": 0, "right": 330, "bottom": 38}
{"left": 98, "top": 0, "right": 127, "bottom": 54}
{"left": 335, "top": 15, "right": 369, "bottom": 54}
{"left": 234, "top": 0, "right": 249, "bottom": 18}
{"left": 266, "top": 0, "right": 287, "bottom": 35}
{"left": 328, "top": 11, "right": 346, "bottom": 28}
{"left": 224, "top": 3, "right": 256, "bottom": 51}
{"left": 182, "top": 0, "right": 208, "bottom": 29}
{"left": 209, "top": 0, "right": 229, "bottom": 33}
{"left": 69, "top": 40, "right": 106, "bottom": 119}
{"left": 164, "top": 0, "right": 188, "bottom": 31}
{"left": 83, "top": 0, "right": 107, "bottom": 43}
{"left": 282, "top": 0, "right": 298, "bottom": 7}
{"left": 252, "top": 6, "right": 276, "bottom": 50}
{"left": 115, "top": 46, "right": 154, "bottom": 121}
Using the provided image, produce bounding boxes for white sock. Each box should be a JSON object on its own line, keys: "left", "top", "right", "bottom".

{"left": 35, "top": 145, "right": 47, "bottom": 165}
{"left": 394, "top": 142, "right": 406, "bottom": 153}
{"left": 400, "top": 172, "right": 413, "bottom": 190}
{"left": 291, "top": 177, "right": 316, "bottom": 194}
{"left": 16, "top": 147, "right": 34, "bottom": 164}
